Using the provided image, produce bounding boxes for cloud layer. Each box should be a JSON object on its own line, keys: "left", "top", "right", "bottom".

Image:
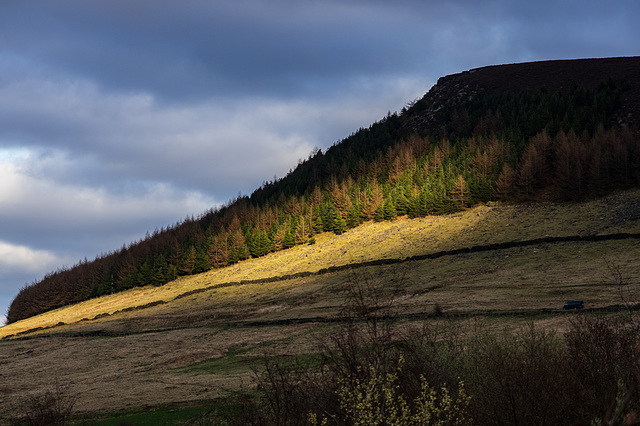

{"left": 1, "top": 0, "right": 638, "bottom": 323}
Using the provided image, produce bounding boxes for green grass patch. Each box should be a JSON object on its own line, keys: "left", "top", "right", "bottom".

{"left": 176, "top": 346, "right": 255, "bottom": 375}
{"left": 70, "top": 405, "right": 210, "bottom": 426}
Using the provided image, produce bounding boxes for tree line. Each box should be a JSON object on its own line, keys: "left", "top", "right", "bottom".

{"left": 6, "top": 80, "right": 639, "bottom": 324}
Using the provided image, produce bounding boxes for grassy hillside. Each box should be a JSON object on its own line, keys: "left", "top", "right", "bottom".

{"left": 3, "top": 189, "right": 639, "bottom": 340}
{"left": 1, "top": 190, "right": 639, "bottom": 423}
{"left": 10, "top": 57, "right": 640, "bottom": 325}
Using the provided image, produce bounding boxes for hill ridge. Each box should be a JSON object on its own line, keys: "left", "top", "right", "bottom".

{"left": 7, "top": 56, "right": 640, "bottom": 324}
{"left": 402, "top": 56, "right": 640, "bottom": 135}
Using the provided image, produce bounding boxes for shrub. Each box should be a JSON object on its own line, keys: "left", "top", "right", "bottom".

{"left": 460, "top": 324, "right": 575, "bottom": 425}
{"left": 20, "top": 382, "right": 76, "bottom": 426}
{"left": 313, "top": 359, "right": 470, "bottom": 426}
{"left": 565, "top": 316, "right": 640, "bottom": 425}
{"left": 215, "top": 268, "right": 640, "bottom": 425}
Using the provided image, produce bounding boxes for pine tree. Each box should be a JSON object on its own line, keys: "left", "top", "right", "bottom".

{"left": 282, "top": 229, "right": 295, "bottom": 249}
{"left": 166, "top": 242, "right": 182, "bottom": 280}
{"left": 238, "top": 244, "right": 250, "bottom": 260}
{"left": 333, "top": 210, "right": 348, "bottom": 235}
{"left": 193, "top": 245, "right": 211, "bottom": 274}
{"left": 228, "top": 247, "right": 239, "bottom": 264}
{"left": 181, "top": 246, "right": 196, "bottom": 275}
{"left": 362, "top": 180, "right": 383, "bottom": 220}
{"left": 136, "top": 260, "right": 152, "bottom": 287}
{"left": 312, "top": 205, "right": 324, "bottom": 233}
{"left": 391, "top": 187, "right": 409, "bottom": 216}
{"left": 451, "top": 174, "right": 469, "bottom": 209}
{"left": 494, "top": 163, "right": 515, "bottom": 200}
{"left": 383, "top": 199, "right": 397, "bottom": 220}
{"left": 152, "top": 255, "right": 168, "bottom": 286}
{"left": 553, "top": 129, "right": 586, "bottom": 199}
{"left": 117, "top": 259, "right": 136, "bottom": 290}
{"left": 374, "top": 204, "right": 385, "bottom": 222}
{"left": 251, "top": 229, "right": 272, "bottom": 257}
{"left": 346, "top": 204, "right": 362, "bottom": 228}
{"left": 208, "top": 235, "right": 229, "bottom": 269}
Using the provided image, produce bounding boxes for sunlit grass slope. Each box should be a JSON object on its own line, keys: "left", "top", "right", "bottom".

{"left": 2, "top": 189, "right": 639, "bottom": 339}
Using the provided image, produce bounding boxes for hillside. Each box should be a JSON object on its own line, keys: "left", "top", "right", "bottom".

{"left": 7, "top": 56, "right": 640, "bottom": 325}
{"left": 2, "top": 56, "right": 640, "bottom": 424}
{"left": 1, "top": 189, "right": 640, "bottom": 422}
{"left": 2, "top": 188, "right": 640, "bottom": 340}
{"left": 8, "top": 191, "right": 640, "bottom": 338}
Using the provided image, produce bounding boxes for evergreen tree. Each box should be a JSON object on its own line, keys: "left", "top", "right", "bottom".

{"left": 374, "top": 204, "right": 385, "bottom": 222}
{"left": 282, "top": 229, "right": 295, "bottom": 249}
{"left": 251, "top": 229, "right": 272, "bottom": 257}
{"left": 208, "top": 235, "right": 229, "bottom": 269}
{"left": 346, "top": 204, "right": 363, "bottom": 228}
{"left": 494, "top": 163, "right": 515, "bottom": 200}
{"left": 152, "top": 255, "right": 168, "bottom": 286}
{"left": 181, "top": 246, "right": 196, "bottom": 275}
{"left": 383, "top": 199, "right": 397, "bottom": 220}
{"left": 136, "top": 260, "right": 152, "bottom": 287}
{"left": 8, "top": 74, "right": 637, "bottom": 324}
{"left": 167, "top": 242, "right": 182, "bottom": 280}
{"left": 392, "top": 188, "right": 409, "bottom": 216}
{"left": 451, "top": 174, "right": 469, "bottom": 209}
{"left": 334, "top": 213, "right": 348, "bottom": 235}
{"left": 193, "top": 244, "right": 211, "bottom": 274}
{"left": 238, "top": 244, "right": 251, "bottom": 261}
{"left": 312, "top": 205, "right": 325, "bottom": 233}
{"left": 228, "top": 247, "right": 240, "bottom": 265}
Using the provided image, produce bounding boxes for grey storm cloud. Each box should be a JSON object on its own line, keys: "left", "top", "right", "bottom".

{"left": 2, "top": 0, "right": 425, "bottom": 101}
{"left": 0, "top": 0, "right": 639, "bottom": 323}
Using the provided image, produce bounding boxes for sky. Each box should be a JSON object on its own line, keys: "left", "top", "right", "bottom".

{"left": 0, "top": 0, "right": 638, "bottom": 325}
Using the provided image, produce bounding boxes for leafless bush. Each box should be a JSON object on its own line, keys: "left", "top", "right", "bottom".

{"left": 217, "top": 265, "right": 640, "bottom": 425}
{"left": 224, "top": 268, "right": 410, "bottom": 425}
{"left": 396, "top": 320, "right": 468, "bottom": 400}
{"left": 20, "top": 381, "right": 76, "bottom": 426}
{"left": 459, "top": 323, "right": 575, "bottom": 425}
{"left": 566, "top": 316, "right": 640, "bottom": 425}
{"left": 604, "top": 257, "right": 640, "bottom": 339}
{"left": 249, "top": 352, "right": 328, "bottom": 426}
{"left": 319, "top": 268, "right": 407, "bottom": 385}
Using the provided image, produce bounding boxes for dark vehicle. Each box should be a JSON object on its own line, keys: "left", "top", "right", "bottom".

{"left": 563, "top": 300, "right": 584, "bottom": 310}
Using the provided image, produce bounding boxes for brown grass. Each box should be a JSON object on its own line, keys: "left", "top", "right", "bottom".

{"left": 0, "top": 190, "right": 639, "bottom": 421}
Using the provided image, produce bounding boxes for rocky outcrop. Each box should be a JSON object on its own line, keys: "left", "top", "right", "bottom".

{"left": 401, "top": 56, "right": 640, "bottom": 136}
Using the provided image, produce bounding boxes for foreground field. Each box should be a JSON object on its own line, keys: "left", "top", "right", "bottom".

{"left": 1, "top": 191, "right": 639, "bottom": 423}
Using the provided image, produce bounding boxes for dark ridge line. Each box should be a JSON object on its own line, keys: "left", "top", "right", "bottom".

{"left": 1, "top": 301, "right": 172, "bottom": 340}
{"left": 229, "top": 303, "right": 640, "bottom": 327}
{"left": 2, "top": 326, "right": 185, "bottom": 341}
{"left": 7, "top": 303, "right": 638, "bottom": 341}
{"left": 173, "top": 232, "right": 640, "bottom": 301}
